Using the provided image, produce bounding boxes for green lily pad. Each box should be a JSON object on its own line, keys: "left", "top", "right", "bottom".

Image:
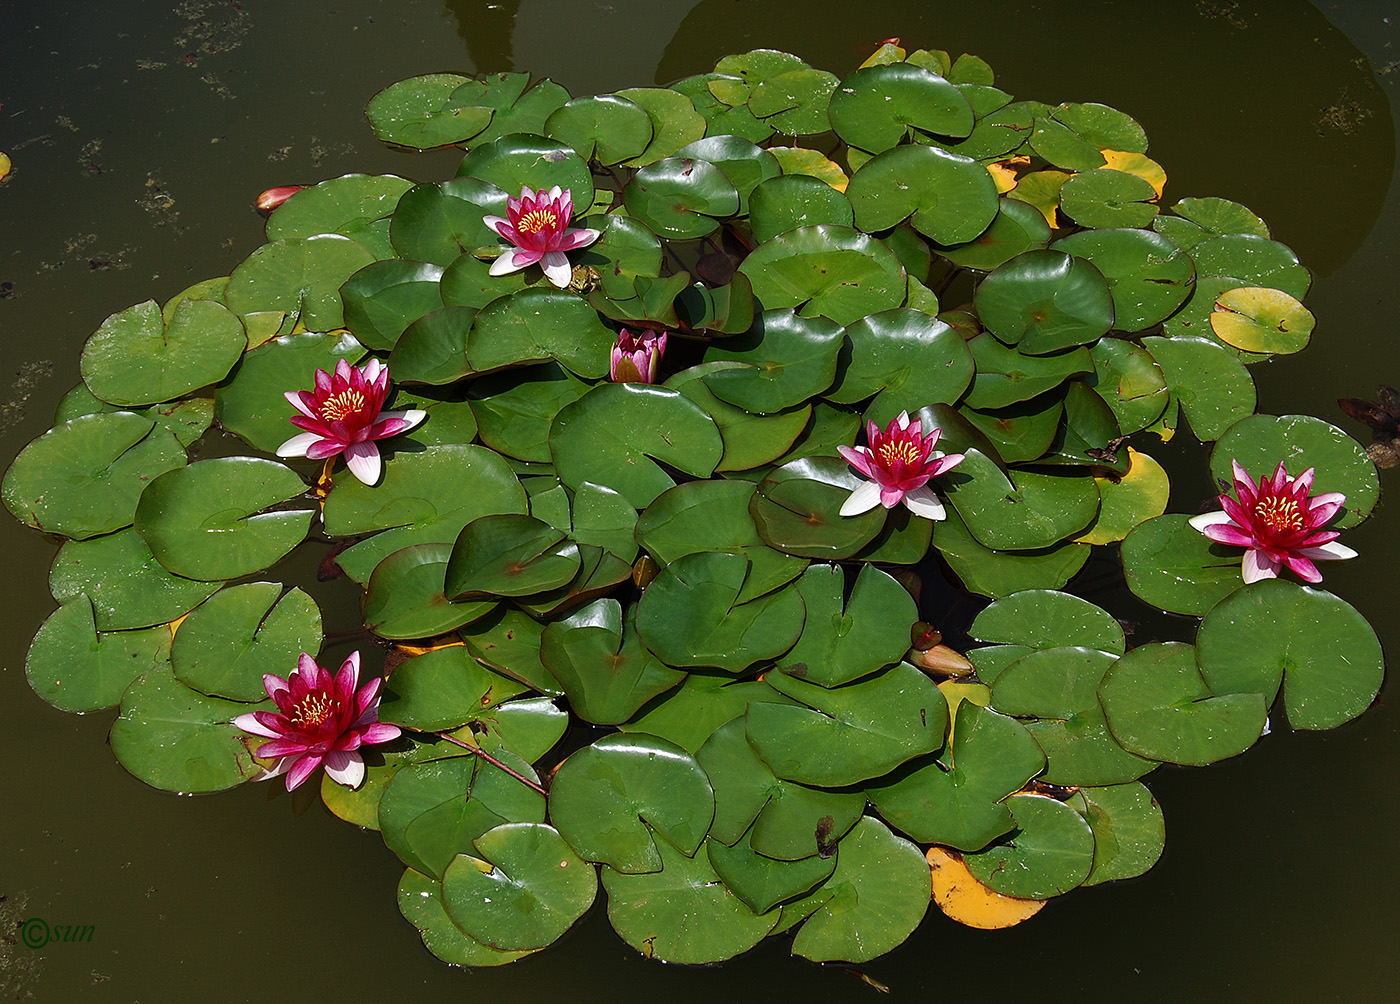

{"left": 1140, "top": 335, "right": 1256, "bottom": 442}
{"left": 963, "top": 335, "right": 1094, "bottom": 409}
{"left": 1088, "top": 337, "right": 1169, "bottom": 435}
{"left": 550, "top": 733, "right": 714, "bottom": 873}
{"left": 539, "top": 600, "right": 684, "bottom": 725}
{"left": 671, "top": 74, "right": 774, "bottom": 145}
{"left": 1196, "top": 580, "right": 1383, "bottom": 731}
{"left": 379, "top": 645, "right": 528, "bottom": 731}
{"left": 397, "top": 868, "right": 533, "bottom": 967}
{"left": 460, "top": 607, "right": 560, "bottom": 697}
{"left": 706, "top": 833, "right": 837, "bottom": 915}
{"left": 738, "top": 225, "right": 906, "bottom": 326}
{"left": 267, "top": 174, "right": 414, "bottom": 258}
{"left": 365, "top": 73, "right": 482, "bottom": 149}
{"left": 934, "top": 197, "right": 1052, "bottom": 271}
{"left": 215, "top": 329, "right": 366, "bottom": 453}
{"left": 110, "top": 663, "right": 266, "bottom": 793}
{"left": 50, "top": 528, "right": 221, "bottom": 631}
{"left": 380, "top": 752, "right": 545, "bottom": 879}
{"left": 388, "top": 178, "right": 510, "bottom": 266}
{"left": 776, "top": 563, "right": 916, "bottom": 688}
{"left": 469, "top": 362, "right": 593, "bottom": 463}
{"left": 790, "top": 817, "right": 930, "bottom": 963}
{"left": 1058, "top": 169, "right": 1159, "bottom": 229}
{"left": 444, "top": 513, "right": 581, "bottom": 600}
{"left": 749, "top": 69, "right": 839, "bottom": 135}
{"left": 52, "top": 388, "right": 213, "bottom": 447}
{"left": 545, "top": 94, "right": 654, "bottom": 164}
{"left": 701, "top": 308, "right": 843, "bottom": 412}
{"left": 866, "top": 701, "right": 1045, "bottom": 851}
{"left": 668, "top": 363, "right": 811, "bottom": 472}
{"left": 963, "top": 793, "right": 1095, "bottom": 899}
{"left": 1121, "top": 513, "right": 1245, "bottom": 615}
{"left": 991, "top": 646, "right": 1155, "bottom": 786}
{"left": 600, "top": 835, "right": 778, "bottom": 964}
{"left": 931, "top": 506, "right": 1091, "bottom": 599}
{"left": 225, "top": 234, "right": 375, "bottom": 332}
{"left": 171, "top": 583, "right": 322, "bottom": 701}
{"left": 847, "top": 143, "right": 998, "bottom": 244}
{"left": 1052, "top": 227, "right": 1194, "bottom": 332}
{"left": 133, "top": 458, "right": 314, "bottom": 581}
{"left": 1099, "top": 642, "right": 1267, "bottom": 765}
{"left": 80, "top": 298, "right": 245, "bottom": 407}
{"left": 748, "top": 175, "right": 853, "bottom": 244}
{"left": 339, "top": 258, "right": 445, "bottom": 351}
{"left": 943, "top": 449, "right": 1100, "bottom": 550}
{"left": 442, "top": 823, "right": 596, "bottom": 951}
{"left": 465, "top": 287, "right": 615, "bottom": 379}
{"left": 749, "top": 456, "right": 887, "bottom": 558}
{"left": 623, "top": 157, "right": 739, "bottom": 239}
{"left": 455, "top": 135, "right": 593, "bottom": 213}
{"left": 1190, "top": 234, "right": 1310, "bottom": 297}
{"left": 2, "top": 412, "right": 187, "bottom": 540}
{"left": 634, "top": 478, "right": 807, "bottom": 604}
{"left": 1051, "top": 101, "right": 1147, "bottom": 152}
{"left": 362, "top": 544, "right": 495, "bottom": 641}
{"left": 549, "top": 383, "right": 723, "bottom": 509}
{"left": 696, "top": 716, "right": 864, "bottom": 860}
{"left": 827, "top": 307, "right": 973, "bottom": 416}
{"left": 619, "top": 671, "right": 797, "bottom": 754}
{"left": 959, "top": 394, "right": 1063, "bottom": 465}
{"left": 1069, "top": 783, "right": 1166, "bottom": 886}
{"left": 323, "top": 444, "right": 528, "bottom": 584}
{"left": 971, "top": 589, "right": 1125, "bottom": 655}
{"left": 615, "top": 86, "right": 708, "bottom": 167}
{"left": 747, "top": 663, "right": 946, "bottom": 787}
{"left": 828, "top": 63, "right": 973, "bottom": 151}
{"left": 1209, "top": 413, "right": 1378, "bottom": 529}
{"left": 973, "top": 250, "right": 1113, "bottom": 355}
{"left": 634, "top": 551, "right": 805, "bottom": 673}
{"left": 25, "top": 596, "right": 171, "bottom": 713}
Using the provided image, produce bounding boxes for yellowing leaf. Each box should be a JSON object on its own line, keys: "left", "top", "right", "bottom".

{"left": 985, "top": 154, "right": 1031, "bottom": 195}
{"left": 0, "top": 151, "right": 11, "bottom": 183}
{"left": 937, "top": 680, "right": 991, "bottom": 744}
{"left": 768, "top": 146, "right": 849, "bottom": 192}
{"left": 1101, "top": 149, "right": 1166, "bottom": 199}
{"left": 859, "top": 41, "right": 907, "bottom": 69}
{"left": 1006, "top": 169, "right": 1070, "bottom": 229}
{"left": 1209, "top": 286, "right": 1314, "bottom": 354}
{"left": 1075, "top": 448, "right": 1171, "bottom": 545}
{"left": 927, "top": 845, "right": 1046, "bottom": 929}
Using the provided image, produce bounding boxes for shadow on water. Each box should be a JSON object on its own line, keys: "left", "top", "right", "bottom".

{"left": 1, "top": 2, "right": 1397, "bottom": 1002}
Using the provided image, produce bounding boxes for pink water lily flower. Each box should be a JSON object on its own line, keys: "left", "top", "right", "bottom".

{"left": 610, "top": 328, "right": 667, "bottom": 384}
{"left": 1189, "top": 460, "right": 1357, "bottom": 583}
{"left": 483, "top": 185, "right": 600, "bottom": 288}
{"left": 276, "top": 358, "right": 425, "bottom": 485}
{"left": 837, "top": 411, "right": 964, "bottom": 519}
{"left": 234, "top": 652, "right": 401, "bottom": 791}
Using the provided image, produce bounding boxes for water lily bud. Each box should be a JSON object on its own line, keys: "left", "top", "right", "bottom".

{"left": 610, "top": 328, "right": 668, "bottom": 384}
{"left": 910, "top": 621, "right": 943, "bottom": 651}
{"left": 913, "top": 644, "right": 974, "bottom": 677}
{"left": 256, "top": 185, "right": 305, "bottom": 215}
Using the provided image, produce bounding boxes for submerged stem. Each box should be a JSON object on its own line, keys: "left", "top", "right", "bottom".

{"left": 433, "top": 730, "right": 549, "bottom": 796}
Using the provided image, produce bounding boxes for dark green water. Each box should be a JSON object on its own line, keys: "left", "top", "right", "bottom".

{"left": 1, "top": 1, "right": 1397, "bottom": 1000}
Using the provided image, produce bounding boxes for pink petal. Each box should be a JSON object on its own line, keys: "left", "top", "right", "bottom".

{"left": 359, "top": 723, "right": 402, "bottom": 745}
{"left": 284, "top": 754, "right": 324, "bottom": 791}
{"left": 323, "top": 751, "right": 365, "bottom": 788}
{"left": 233, "top": 713, "right": 280, "bottom": 739}
{"left": 878, "top": 486, "right": 904, "bottom": 508}
{"left": 839, "top": 479, "right": 883, "bottom": 516}
{"left": 540, "top": 251, "right": 572, "bottom": 288}
{"left": 1241, "top": 549, "right": 1281, "bottom": 583}
{"left": 1201, "top": 524, "right": 1256, "bottom": 548}
{"left": 837, "top": 445, "right": 876, "bottom": 478}
{"left": 1297, "top": 541, "right": 1358, "bottom": 562}
{"left": 556, "top": 227, "right": 600, "bottom": 251}
{"left": 305, "top": 438, "right": 348, "bottom": 460}
{"left": 344, "top": 441, "right": 382, "bottom": 484}
{"left": 901, "top": 484, "right": 947, "bottom": 520}
{"left": 1281, "top": 552, "right": 1324, "bottom": 583}
{"left": 276, "top": 432, "right": 324, "bottom": 459}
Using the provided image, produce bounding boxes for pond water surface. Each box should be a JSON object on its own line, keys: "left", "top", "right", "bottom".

{"left": 2, "top": 1, "right": 1398, "bottom": 1001}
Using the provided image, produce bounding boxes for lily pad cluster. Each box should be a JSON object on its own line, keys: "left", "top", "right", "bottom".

{"left": 3, "top": 40, "right": 1387, "bottom": 966}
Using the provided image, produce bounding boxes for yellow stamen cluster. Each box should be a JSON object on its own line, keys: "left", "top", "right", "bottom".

{"left": 878, "top": 439, "right": 922, "bottom": 467}
{"left": 1254, "top": 495, "right": 1304, "bottom": 533}
{"left": 516, "top": 208, "right": 558, "bottom": 234}
{"left": 290, "top": 692, "right": 340, "bottom": 729}
{"left": 320, "top": 389, "right": 366, "bottom": 422}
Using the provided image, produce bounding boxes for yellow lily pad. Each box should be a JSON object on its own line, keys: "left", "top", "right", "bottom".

{"left": 1209, "top": 286, "right": 1314, "bottom": 354}
{"left": 1101, "top": 149, "right": 1166, "bottom": 198}
{"left": 768, "top": 146, "right": 849, "bottom": 192}
{"left": 927, "top": 845, "right": 1046, "bottom": 929}
{"left": 1075, "top": 448, "right": 1170, "bottom": 545}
